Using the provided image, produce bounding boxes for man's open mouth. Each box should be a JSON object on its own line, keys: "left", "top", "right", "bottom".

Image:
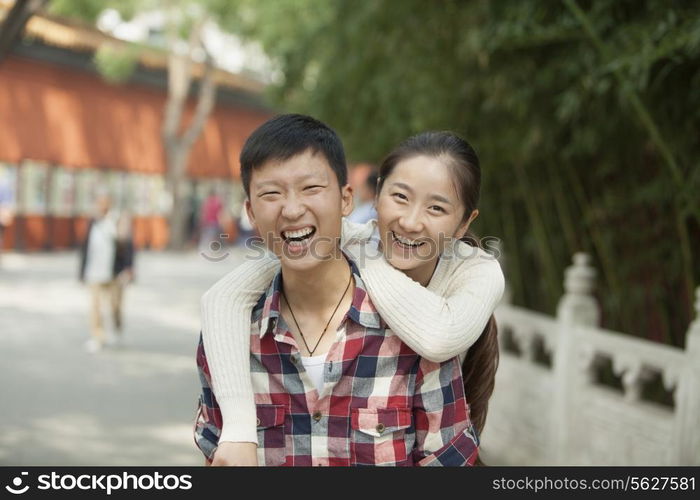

{"left": 282, "top": 226, "right": 316, "bottom": 244}
{"left": 392, "top": 231, "right": 426, "bottom": 249}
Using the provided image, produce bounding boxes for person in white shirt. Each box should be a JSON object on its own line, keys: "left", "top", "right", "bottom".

{"left": 79, "top": 195, "right": 134, "bottom": 352}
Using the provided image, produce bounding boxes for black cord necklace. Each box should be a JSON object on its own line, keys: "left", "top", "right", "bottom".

{"left": 281, "top": 271, "right": 353, "bottom": 356}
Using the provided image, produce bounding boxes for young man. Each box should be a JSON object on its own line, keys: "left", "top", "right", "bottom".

{"left": 194, "top": 114, "right": 478, "bottom": 466}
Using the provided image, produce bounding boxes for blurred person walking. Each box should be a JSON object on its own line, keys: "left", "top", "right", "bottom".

{"left": 347, "top": 172, "right": 378, "bottom": 224}
{"left": 79, "top": 195, "right": 135, "bottom": 353}
{"left": 199, "top": 188, "right": 224, "bottom": 252}
{"left": 235, "top": 203, "right": 256, "bottom": 246}
{"left": 0, "top": 177, "right": 14, "bottom": 264}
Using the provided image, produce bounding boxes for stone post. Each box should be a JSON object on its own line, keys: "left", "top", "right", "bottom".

{"left": 673, "top": 287, "right": 700, "bottom": 464}
{"left": 553, "top": 253, "right": 600, "bottom": 464}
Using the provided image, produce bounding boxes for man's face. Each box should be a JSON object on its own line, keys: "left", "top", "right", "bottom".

{"left": 245, "top": 149, "right": 353, "bottom": 272}
{"left": 96, "top": 196, "right": 111, "bottom": 217}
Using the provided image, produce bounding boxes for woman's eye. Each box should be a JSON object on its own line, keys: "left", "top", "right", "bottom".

{"left": 261, "top": 191, "right": 280, "bottom": 197}
{"left": 304, "top": 185, "right": 323, "bottom": 191}
{"left": 429, "top": 205, "right": 446, "bottom": 213}
{"left": 392, "top": 192, "right": 408, "bottom": 201}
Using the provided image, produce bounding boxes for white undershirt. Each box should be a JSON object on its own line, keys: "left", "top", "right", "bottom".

{"left": 299, "top": 324, "right": 347, "bottom": 394}
{"left": 85, "top": 214, "right": 117, "bottom": 284}
{"left": 300, "top": 353, "right": 327, "bottom": 395}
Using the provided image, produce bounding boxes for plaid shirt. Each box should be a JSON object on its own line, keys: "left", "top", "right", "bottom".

{"left": 194, "top": 261, "right": 479, "bottom": 466}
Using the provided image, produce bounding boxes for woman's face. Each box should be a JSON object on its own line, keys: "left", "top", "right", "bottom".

{"left": 375, "top": 155, "right": 476, "bottom": 286}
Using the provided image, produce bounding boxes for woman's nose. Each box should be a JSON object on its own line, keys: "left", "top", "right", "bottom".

{"left": 398, "top": 210, "right": 424, "bottom": 233}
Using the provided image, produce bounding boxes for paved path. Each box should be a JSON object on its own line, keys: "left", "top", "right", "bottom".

{"left": 0, "top": 247, "right": 248, "bottom": 466}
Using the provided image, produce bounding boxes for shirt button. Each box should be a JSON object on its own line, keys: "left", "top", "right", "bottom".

{"left": 290, "top": 356, "right": 297, "bottom": 364}
{"left": 376, "top": 423, "right": 385, "bottom": 434}
{"left": 312, "top": 411, "right": 322, "bottom": 422}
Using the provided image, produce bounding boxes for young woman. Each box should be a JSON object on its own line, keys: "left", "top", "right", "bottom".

{"left": 201, "top": 131, "right": 505, "bottom": 465}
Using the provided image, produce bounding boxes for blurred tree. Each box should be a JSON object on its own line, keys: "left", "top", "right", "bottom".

{"left": 229, "top": 0, "right": 699, "bottom": 345}
{"left": 49, "top": 0, "right": 231, "bottom": 250}
{"left": 0, "top": 0, "right": 50, "bottom": 65}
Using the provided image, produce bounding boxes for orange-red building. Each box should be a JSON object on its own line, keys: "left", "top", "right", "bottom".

{"left": 0, "top": 13, "right": 272, "bottom": 250}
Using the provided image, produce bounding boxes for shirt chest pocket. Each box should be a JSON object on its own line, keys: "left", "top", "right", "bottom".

{"left": 256, "top": 404, "right": 287, "bottom": 466}
{"left": 350, "top": 407, "right": 412, "bottom": 466}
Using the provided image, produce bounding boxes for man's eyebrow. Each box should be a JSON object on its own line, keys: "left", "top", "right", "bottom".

{"left": 295, "top": 173, "right": 324, "bottom": 183}
{"left": 254, "top": 180, "right": 282, "bottom": 190}
{"left": 391, "top": 182, "right": 453, "bottom": 205}
{"left": 254, "top": 174, "right": 324, "bottom": 190}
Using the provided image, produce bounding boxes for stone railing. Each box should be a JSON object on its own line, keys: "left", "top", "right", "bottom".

{"left": 480, "top": 253, "right": 700, "bottom": 465}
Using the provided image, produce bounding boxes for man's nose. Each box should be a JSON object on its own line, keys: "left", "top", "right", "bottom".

{"left": 281, "top": 195, "right": 306, "bottom": 220}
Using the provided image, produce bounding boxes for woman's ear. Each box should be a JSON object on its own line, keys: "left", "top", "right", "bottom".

{"left": 341, "top": 184, "right": 354, "bottom": 217}
{"left": 456, "top": 209, "right": 479, "bottom": 239}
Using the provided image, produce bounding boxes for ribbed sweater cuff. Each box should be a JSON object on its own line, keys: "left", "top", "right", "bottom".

{"left": 218, "top": 398, "right": 259, "bottom": 445}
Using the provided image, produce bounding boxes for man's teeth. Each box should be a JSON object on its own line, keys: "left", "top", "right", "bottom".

{"left": 393, "top": 232, "right": 423, "bottom": 247}
{"left": 283, "top": 227, "right": 314, "bottom": 240}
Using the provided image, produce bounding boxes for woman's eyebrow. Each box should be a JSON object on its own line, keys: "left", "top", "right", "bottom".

{"left": 429, "top": 194, "right": 453, "bottom": 206}
{"left": 391, "top": 182, "right": 453, "bottom": 205}
{"left": 391, "top": 182, "right": 413, "bottom": 192}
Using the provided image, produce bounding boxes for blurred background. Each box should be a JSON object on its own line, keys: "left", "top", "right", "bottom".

{"left": 0, "top": 0, "right": 698, "bottom": 465}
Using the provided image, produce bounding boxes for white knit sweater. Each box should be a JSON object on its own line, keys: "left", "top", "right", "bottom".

{"left": 200, "top": 219, "right": 505, "bottom": 444}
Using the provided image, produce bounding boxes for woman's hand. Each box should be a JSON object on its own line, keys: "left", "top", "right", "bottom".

{"left": 211, "top": 442, "right": 258, "bottom": 466}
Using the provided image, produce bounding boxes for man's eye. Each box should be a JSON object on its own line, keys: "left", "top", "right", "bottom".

{"left": 304, "top": 185, "right": 323, "bottom": 191}
{"left": 260, "top": 191, "right": 280, "bottom": 197}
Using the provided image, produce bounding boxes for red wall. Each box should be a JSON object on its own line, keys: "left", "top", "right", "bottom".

{"left": 0, "top": 55, "right": 272, "bottom": 249}
{"left": 0, "top": 56, "right": 270, "bottom": 178}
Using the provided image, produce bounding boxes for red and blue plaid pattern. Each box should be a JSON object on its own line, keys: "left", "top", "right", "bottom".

{"left": 194, "top": 262, "right": 479, "bottom": 466}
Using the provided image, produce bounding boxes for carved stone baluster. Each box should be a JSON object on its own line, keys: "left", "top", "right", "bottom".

{"left": 554, "top": 253, "right": 600, "bottom": 464}
{"left": 515, "top": 328, "right": 537, "bottom": 363}
{"left": 619, "top": 362, "right": 655, "bottom": 403}
{"left": 662, "top": 368, "right": 679, "bottom": 407}
{"left": 578, "top": 345, "right": 598, "bottom": 384}
{"left": 673, "top": 287, "right": 700, "bottom": 464}
{"left": 557, "top": 253, "right": 600, "bottom": 327}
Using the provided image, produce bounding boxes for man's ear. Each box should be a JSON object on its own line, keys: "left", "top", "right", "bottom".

{"left": 456, "top": 209, "right": 479, "bottom": 239}
{"left": 244, "top": 199, "right": 257, "bottom": 229}
{"left": 341, "top": 184, "right": 354, "bottom": 217}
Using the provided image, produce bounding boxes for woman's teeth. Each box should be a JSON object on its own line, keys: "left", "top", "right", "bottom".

{"left": 283, "top": 227, "right": 315, "bottom": 242}
{"left": 392, "top": 231, "right": 424, "bottom": 248}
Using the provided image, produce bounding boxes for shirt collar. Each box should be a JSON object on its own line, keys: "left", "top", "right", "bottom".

{"left": 258, "top": 257, "right": 383, "bottom": 338}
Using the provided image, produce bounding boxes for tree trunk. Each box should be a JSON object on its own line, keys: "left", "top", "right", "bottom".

{"left": 161, "top": 15, "right": 217, "bottom": 250}
{"left": 0, "top": 0, "right": 49, "bottom": 66}
{"left": 166, "top": 145, "right": 189, "bottom": 250}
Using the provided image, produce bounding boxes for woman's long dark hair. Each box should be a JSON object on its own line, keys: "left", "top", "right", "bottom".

{"left": 378, "top": 131, "right": 499, "bottom": 465}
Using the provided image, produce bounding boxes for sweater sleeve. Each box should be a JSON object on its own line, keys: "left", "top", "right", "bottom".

{"left": 358, "top": 242, "right": 505, "bottom": 362}
{"left": 200, "top": 253, "right": 280, "bottom": 444}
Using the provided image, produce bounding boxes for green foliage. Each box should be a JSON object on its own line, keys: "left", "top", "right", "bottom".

{"left": 47, "top": 0, "right": 106, "bottom": 22}
{"left": 93, "top": 43, "right": 138, "bottom": 84}
{"left": 231, "top": 0, "right": 700, "bottom": 345}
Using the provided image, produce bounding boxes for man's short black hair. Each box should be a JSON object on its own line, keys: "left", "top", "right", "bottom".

{"left": 240, "top": 114, "right": 348, "bottom": 197}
